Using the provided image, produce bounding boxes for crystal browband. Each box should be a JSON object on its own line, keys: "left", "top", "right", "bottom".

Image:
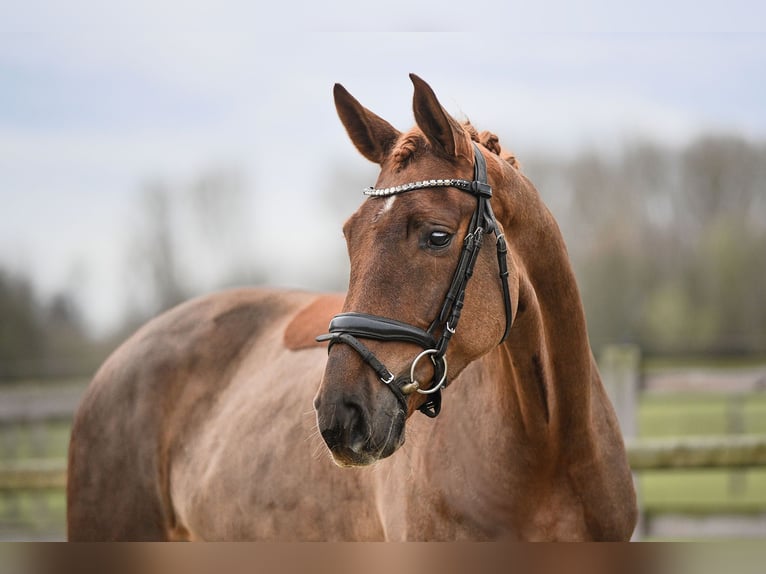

{"left": 363, "top": 178, "right": 491, "bottom": 198}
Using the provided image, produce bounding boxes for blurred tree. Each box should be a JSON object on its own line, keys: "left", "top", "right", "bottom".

{"left": 531, "top": 134, "right": 766, "bottom": 357}
{"left": 41, "top": 291, "right": 101, "bottom": 376}
{"left": 133, "top": 181, "right": 188, "bottom": 313}
{"left": 679, "top": 136, "right": 764, "bottom": 239}
{"left": 0, "top": 268, "right": 99, "bottom": 380}
{"left": 0, "top": 270, "right": 45, "bottom": 378}
{"left": 123, "top": 168, "right": 266, "bottom": 325}
{"left": 186, "top": 169, "right": 267, "bottom": 290}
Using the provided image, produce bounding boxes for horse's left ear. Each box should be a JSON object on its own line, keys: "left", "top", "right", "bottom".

{"left": 334, "top": 83, "right": 401, "bottom": 165}
{"left": 410, "top": 73, "right": 472, "bottom": 161}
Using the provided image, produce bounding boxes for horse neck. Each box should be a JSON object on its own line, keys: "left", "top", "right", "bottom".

{"left": 488, "top": 176, "right": 597, "bottom": 444}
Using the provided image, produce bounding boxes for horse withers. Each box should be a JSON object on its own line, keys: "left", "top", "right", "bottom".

{"left": 67, "top": 75, "right": 637, "bottom": 541}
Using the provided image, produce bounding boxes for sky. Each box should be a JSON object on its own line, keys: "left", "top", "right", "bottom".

{"left": 1, "top": 1, "right": 765, "bottom": 334}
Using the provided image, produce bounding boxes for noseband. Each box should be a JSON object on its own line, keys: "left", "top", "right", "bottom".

{"left": 317, "top": 143, "right": 513, "bottom": 417}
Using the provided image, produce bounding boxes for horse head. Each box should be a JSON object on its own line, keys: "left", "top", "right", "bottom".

{"left": 314, "top": 74, "right": 521, "bottom": 467}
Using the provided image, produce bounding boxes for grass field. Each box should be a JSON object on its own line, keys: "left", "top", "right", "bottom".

{"left": 1, "top": 387, "right": 765, "bottom": 539}
{"left": 640, "top": 393, "right": 766, "bottom": 437}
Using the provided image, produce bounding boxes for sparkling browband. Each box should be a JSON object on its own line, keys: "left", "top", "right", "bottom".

{"left": 363, "top": 178, "right": 476, "bottom": 197}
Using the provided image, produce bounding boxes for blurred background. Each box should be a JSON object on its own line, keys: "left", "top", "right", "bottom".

{"left": 1, "top": 0, "right": 765, "bottom": 541}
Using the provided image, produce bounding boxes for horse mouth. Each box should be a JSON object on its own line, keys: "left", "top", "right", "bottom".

{"left": 329, "top": 448, "right": 381, "bottom": 468}
{"left": 328, "top": 436, "right": 402, "bottom": 468}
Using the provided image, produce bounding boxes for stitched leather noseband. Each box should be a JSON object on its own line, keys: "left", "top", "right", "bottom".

{"left": 317, "top": 143, "right": 512, "bottom": 417}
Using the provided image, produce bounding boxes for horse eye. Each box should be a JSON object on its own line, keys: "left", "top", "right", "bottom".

{"left": 427, "top": 230, "right": 453, "bottom": 249}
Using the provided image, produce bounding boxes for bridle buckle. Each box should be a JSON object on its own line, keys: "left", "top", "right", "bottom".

{"left": 471, "top": 181, "right": 493, "bottom": 197}
{"left": 380, "top": 372, "right": 395, "bottom": 385}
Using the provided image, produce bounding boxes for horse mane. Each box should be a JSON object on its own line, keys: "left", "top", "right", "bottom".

{"left": 464, "top": 121, "right": 521, "bottom": 170}
{"left": 391, "top": 121, "right": 521, "bottom": 171}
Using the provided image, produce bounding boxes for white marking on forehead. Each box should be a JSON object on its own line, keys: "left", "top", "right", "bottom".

{"left": 376, "top": 195, "right": 396, "bottom": 218}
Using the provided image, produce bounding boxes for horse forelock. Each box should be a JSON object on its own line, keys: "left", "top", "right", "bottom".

{"left": 390, "top": 131, "right": 425, "bottom": 171}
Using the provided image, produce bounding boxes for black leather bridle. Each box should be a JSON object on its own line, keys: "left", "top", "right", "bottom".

{"left": 317, "top": 143, "right": 513, "bottom": 417}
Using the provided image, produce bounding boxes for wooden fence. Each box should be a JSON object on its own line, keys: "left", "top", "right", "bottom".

{"left": 0, "top": 382, "right": 83, "bottom": 540}
{"left": 2, "top": 352, "right": 766, "bottom": 540}
{"left": 600, "top": 344, "right": 766, "bottom": 540}
{"left": 0, "top": 458, "right": 66, "bottom": 490}
{"left": 628, "top": 435, "right": 766, "bottom": 470}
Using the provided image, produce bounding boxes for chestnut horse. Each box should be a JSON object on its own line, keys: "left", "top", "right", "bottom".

{"left": 67, "top": 75, "right": 636, "bottom": 541}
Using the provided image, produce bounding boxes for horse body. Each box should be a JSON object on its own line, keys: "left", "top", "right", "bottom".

{"left": 67, "top": 76, "right": 636, "bottom": 541}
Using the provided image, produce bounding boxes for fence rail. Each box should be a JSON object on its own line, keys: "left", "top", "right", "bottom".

{"left": 0, "top": 458, "right": 67, "bottom": 490}
{"left": 628, "top": 435, "right": 766, "bottom": 470}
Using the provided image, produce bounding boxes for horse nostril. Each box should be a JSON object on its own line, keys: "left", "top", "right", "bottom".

{"left": 342, "top": 401, "right": 368, "bottom": 453}
{"left": 319, "top": 425, "right": 342, "bottom": 449}
{"left": 340, "top": 399, "right": 362, "bottom": 426}
{"left": 319, "top": 398, "right": 369, "bottom": 453}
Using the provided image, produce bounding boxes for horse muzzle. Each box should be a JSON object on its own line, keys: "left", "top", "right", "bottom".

{"left": 314, "top": 387, "right": 405, "bottom": 467}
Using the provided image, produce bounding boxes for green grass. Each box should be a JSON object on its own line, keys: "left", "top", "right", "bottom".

{"left": 639, "top": 393, "right": 766, "bottom": 437}
{"left": 641, "top": 469, "right": 766, "bottom": 513}
{"left": 0, "top": 423, "right": 71, "bottom": 540}
{"left": 0, "top": 422, "right": 71, "bottom": 461}
{"left": 0, "top": 491, "right": 66, "bottom": 540}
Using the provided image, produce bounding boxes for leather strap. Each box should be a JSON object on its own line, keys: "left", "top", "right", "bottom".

{"left": 317, "top": 332, "right": 411, "bottom": 413}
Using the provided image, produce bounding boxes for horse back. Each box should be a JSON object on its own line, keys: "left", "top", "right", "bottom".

{"left": 66, "top": 288, "right": 336, "bottom": 540}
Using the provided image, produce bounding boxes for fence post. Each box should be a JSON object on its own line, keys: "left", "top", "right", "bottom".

{"left": 599, "top": 344, "right": 641, "bottom": 438}
{"left": 599, "top": 344, "right": 642, "bottom": 539}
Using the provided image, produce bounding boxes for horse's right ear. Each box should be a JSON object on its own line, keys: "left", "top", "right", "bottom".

{"left": 334, "top": 84, "right": 401, "bottom": 165}
{"left": 410, "top": 73, "right": 472, "bottom": 162}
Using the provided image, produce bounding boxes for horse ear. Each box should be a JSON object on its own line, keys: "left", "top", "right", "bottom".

{"left": 334, "top": 83, "right": 401, "bottom": 165}
{"left": 410, "top": 73, "right": 472, "bottom": 161}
